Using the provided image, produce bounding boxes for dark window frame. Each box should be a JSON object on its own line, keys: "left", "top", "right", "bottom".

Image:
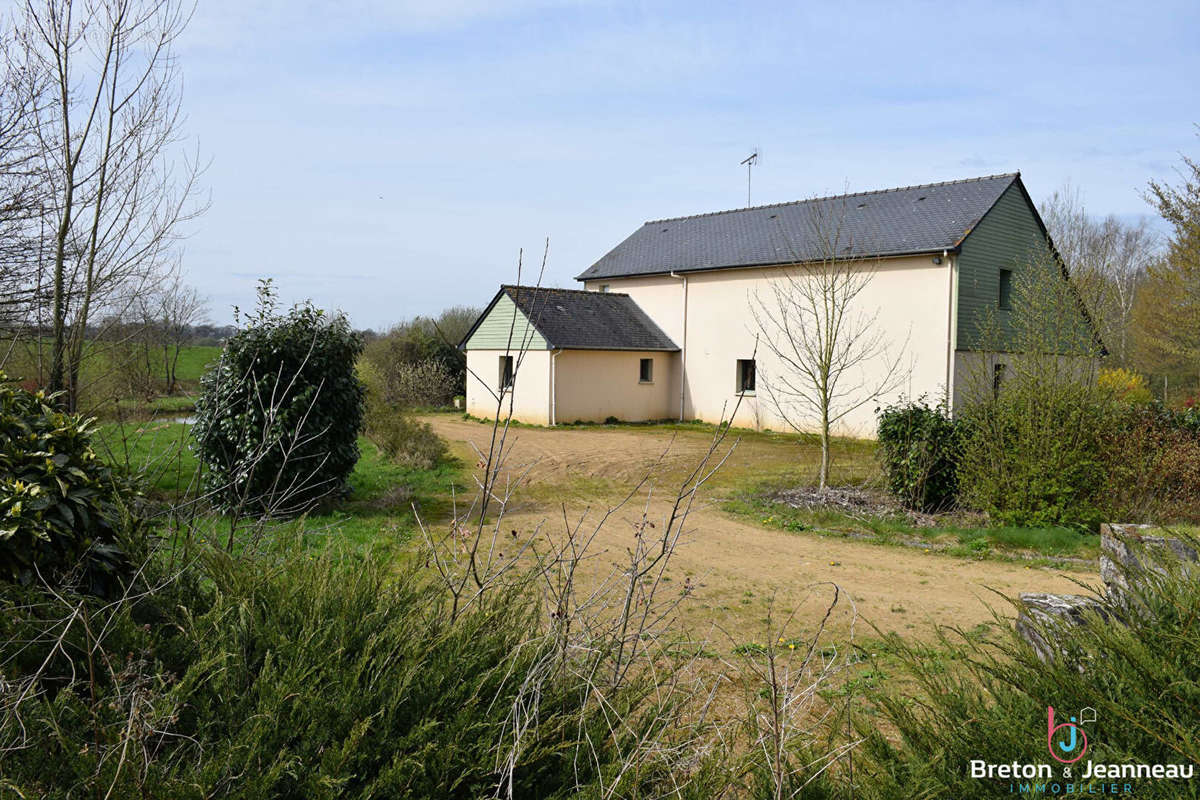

{"left": 736, "top": 358, "right": 756, "bottom": 394}
{"left": 499, "top": 355, "right": 514, "bottom": 392}
{"left": 998, "top": 269, "right": 1013, "bottom": 310}
{"left": 992, "top": 362, "right": 1006, "bottom": 398}
{"left": 639, "top": 357, "right": 653, "bottom": 383}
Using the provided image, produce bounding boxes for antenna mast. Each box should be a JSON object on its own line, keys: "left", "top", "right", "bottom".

{"left": 740, "top": 150, "right": 758, "bottom": 207}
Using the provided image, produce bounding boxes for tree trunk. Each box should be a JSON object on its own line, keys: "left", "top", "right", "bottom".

{"left": 819, "top": 410, "right": 830, "bottom": 491}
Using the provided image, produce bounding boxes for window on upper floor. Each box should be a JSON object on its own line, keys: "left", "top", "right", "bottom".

{"left": 998, "top": 269, "right": 1013, "bottom": 310}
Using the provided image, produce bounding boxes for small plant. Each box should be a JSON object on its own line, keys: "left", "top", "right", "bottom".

{"left": 876, "top": 397, "right": 961, "bottom": 512}
{"left": 366, "top": 412, "right": 448, "bottom": 469}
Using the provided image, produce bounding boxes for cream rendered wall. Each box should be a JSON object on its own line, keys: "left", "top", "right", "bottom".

{"left": 554, "top": 350, "right": 677, "bottom": 423}
{"left": 589, "top": 255, "right": 954, "bottom": 437}
{"left": 465, "top": 349, "right": 552, "bottom": 425}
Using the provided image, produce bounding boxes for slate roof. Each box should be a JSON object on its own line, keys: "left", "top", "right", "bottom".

{"left": 576, "top": 173, "right": 1021, "bottom": 281}
{"left": 463, "top": 285, "right": 679, "bottom": 351}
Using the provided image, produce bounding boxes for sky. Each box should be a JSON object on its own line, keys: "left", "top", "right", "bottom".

{"left": 168, "top": 0, "right": 1200, "bottom": 328}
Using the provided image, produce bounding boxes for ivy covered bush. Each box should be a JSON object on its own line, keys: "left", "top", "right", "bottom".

{"left": 0, "top": 375, "right": 134, "bottom": 592}
{"left": 193, "top": 282, "right": 366, "bottom": 515}
{"left": 876, "top": 397, "right": 961, "bottom": 512}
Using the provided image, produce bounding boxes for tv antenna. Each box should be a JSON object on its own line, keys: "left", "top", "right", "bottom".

{"left": 740, "top": 150, "right": 759, "bottom": 207}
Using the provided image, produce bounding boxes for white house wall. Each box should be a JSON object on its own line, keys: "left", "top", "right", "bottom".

{"left": 465, "top": 348, "right": 552, "bottom": 425}
{"left": 554, "top": 350, "right": 677, "bottom": 423}
{"left": 586, "top": 254, "right": 954, "bottom": 437}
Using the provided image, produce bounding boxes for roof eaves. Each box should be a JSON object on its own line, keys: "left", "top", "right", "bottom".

{"left": 574, "top": 247, "right": 959, "bottom": 282}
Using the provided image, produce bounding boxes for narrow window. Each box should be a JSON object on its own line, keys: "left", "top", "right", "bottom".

{"left": 639, "top": 357, "right": 653, "bottom": 383}
{"left": 992, "top": 362, "right": 1006, "bottom": 398}
{"left": 998, "top": 269, "right": 1013, "bottom": 309}
{"left": 499, "top": 355, "right": 514, "bottom": 391}
{"left": 736, "top": 359, "right": 756, "bottom": 394}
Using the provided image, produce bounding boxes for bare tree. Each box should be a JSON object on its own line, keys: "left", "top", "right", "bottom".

{"left": 750, "top": 200, "right": 908, "bottom": 490}
{"left": 0, "top": 21, "right": 48, "bottom": 340}
{"left": 1040, "top": 183, "right": 1159, "bottom": 367}
{"left": 18, "top": 0, "right": 203, "bottom": 410}
{"left": 154, "top": 271, "right": 207, "bottom": 393}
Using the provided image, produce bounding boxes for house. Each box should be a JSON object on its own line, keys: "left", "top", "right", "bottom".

{"left": 461, "top": 172, "right": 1097, "bottom": 433}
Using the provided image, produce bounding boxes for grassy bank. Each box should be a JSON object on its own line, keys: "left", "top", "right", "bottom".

{"left": 722, "top": 481, "right": 1101, "bottom": 566}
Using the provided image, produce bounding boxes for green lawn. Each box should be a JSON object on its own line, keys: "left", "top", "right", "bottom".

{"left": 95, "top": 420, "right": 464, "bottom": 552}
{"left": 723, "top": 487, "right": 1100, "bottom": 565}
{"left": 169, "top": 345, "right": 221, "bottom": 383}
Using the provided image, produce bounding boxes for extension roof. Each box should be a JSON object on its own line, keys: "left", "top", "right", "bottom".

{"left": 460, "top": 285, "right": 679, "bottom": 351}
{"left": 576, "top": 173, "right": 1022, "bottom": 281}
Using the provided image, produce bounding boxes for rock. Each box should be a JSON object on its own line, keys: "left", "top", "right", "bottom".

{"left": 1016, "top": 592, "right": 1107, "bottom": 664}
{"left": 1100, "top": 523, "right": 1198, "bottom": 604}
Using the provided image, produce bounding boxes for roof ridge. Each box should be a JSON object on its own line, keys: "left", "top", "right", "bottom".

{"left": 502, "top": 284, "right": 631, "bottom": 298}
{"left": 643, "top": 172, "right": 1021, "bottom": 225}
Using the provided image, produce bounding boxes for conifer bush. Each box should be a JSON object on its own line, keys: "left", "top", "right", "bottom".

{"left": 853, "top": 539, "right": 1200, "bottom": 800}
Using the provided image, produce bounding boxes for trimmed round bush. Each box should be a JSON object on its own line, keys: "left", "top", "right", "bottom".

{"left": 192, "top": 283, "right": 365, "bottom": 515}
{"left": 0, "top": 375, "right": 134, "bottom": 591}
{"left": 876, "top": 397, "right": 961, "bottom": 512}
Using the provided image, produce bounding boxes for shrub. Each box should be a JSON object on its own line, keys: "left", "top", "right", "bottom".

{"left": 1102, "top": 403, "right": 1200, "bottom": 523}
{"left": 382, "top": 358, "right": 457, "bottom": 409}
{"left": 359, "top": 360, "right": 449, "bottom": 469}
{"left": 0, "top": 542, "right": 649, "bottom": 798}
{"left": 192, "top": 281, "right": 365, "bottom": 515}
{"left": 367, "top": 412, "right": 448, "bottom": 469}
{"left": 361, "top": 306, "right": 479, "bottom": 403}
{"left": 957, "top": 378, "right": 1114, "bottom": 529}
{"left": 852, "top": 541, "right": 1200, "bottom": 800}
{"left": 1098, "top": 366, "right": 1153, "bottom": 405}
{"left": 0, "top": 375, "right": 137, "bottom": 593}
{"left": 876, "top": 397, "right": 961, "bottom": 512}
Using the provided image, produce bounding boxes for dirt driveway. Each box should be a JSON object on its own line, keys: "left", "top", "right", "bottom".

{"left": 423, "top": 415, "right": 1096, "bottom": 640}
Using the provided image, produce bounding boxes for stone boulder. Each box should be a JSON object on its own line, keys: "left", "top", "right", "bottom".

{"left": 1099, "top": 523, "right": 1198, "bottom": 604}
{"left": 1016, "top": 592, "right": 1107, "bottom": 664}
{"left": 1016, "top": 524, "right": 1198, "bottom": 662}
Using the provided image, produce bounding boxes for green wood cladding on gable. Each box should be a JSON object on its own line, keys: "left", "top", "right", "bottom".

{"left": 464, "top": 293, "right": 548, "bottom": 350}
{"left": 955, "top": 182, "right": 1042, "bottom": 349}
{"left": 955, "top": 182, "right": 1095, "bottom": 353}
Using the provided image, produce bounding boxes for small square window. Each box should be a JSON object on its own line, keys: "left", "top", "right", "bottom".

{"left": 998, "top": 269, "right": 1013, "bottom": 309}
{"left": 499, "top": 355, "right": 514, "bottom": 391}
{"left": 736, "top": 359, "right": 756, "bottom": 394}
{"left": 639, "top": 358, "right": 653, "bottom": 383}
{"left": 599, "top": 284, "right": 611, "bottom": 293}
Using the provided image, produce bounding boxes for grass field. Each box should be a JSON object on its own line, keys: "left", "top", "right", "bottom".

{"left": 95, "top": 420, "right": 464, "bottom": 551}
{"left": 2, "top": 341, "right": 219, "bottom": 412}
